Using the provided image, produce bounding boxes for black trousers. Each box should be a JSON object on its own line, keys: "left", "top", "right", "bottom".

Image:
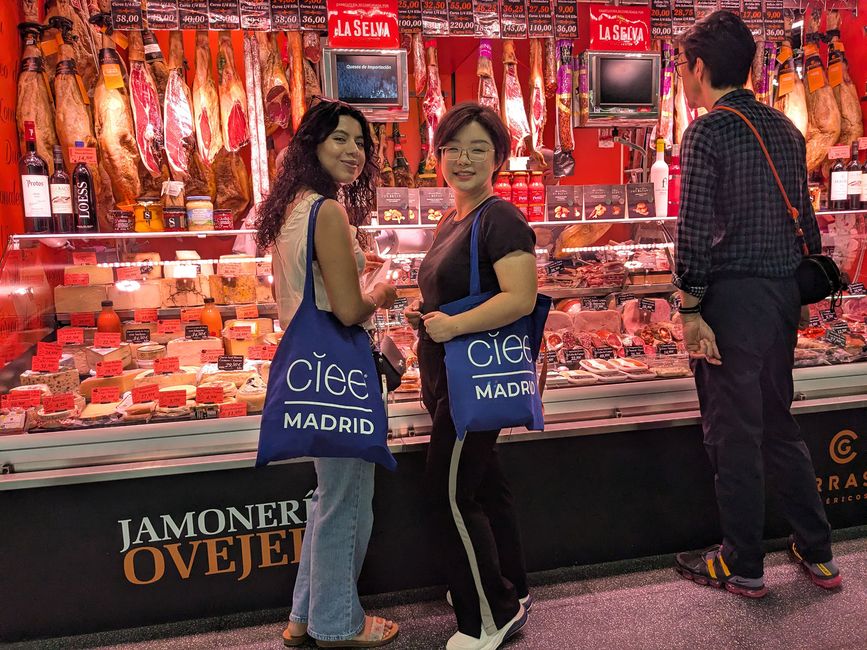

{"left": 692, "top": 277, "right": 832, "bottom": 578}
{"left": 418, "top": 337, "right": 526, "bottom": 638}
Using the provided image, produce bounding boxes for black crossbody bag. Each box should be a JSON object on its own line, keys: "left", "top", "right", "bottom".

{"left": 715, "top": 105, "right": 848, "bottom": 305}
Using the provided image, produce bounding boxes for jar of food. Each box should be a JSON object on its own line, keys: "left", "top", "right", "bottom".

{"left": 186, "top": 196, "right": 214, "bottom": 231}
{"left": 494, "top": 174, "right": 512, "bottom": 201}
{"left": 134, "top": 196, "right": 164, "bottom": 232}
{"left": 511, "top": 172, "right": 529, "bottom": 216}
{"left": 163, "top": 207, "right": 187, "bottom": 231}
{"left": 110, "top": 209, "right": 134, "bottom": 232}
{"left": 529, "top": 171, "right": 545, "bottom": 205}
{"left": 213, "top": 209, "right": 234, "bottom": 230}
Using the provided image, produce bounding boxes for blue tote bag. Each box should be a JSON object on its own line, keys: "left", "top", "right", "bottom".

{"left": 438, "top": 201, "right": 552, "bottom": 439}
{"left": 256, "top": 198, "right": 397, "bottom": 470}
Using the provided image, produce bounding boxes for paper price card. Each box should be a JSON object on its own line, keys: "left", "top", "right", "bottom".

{"left": 554, "top": 0, "right": 577, "bottom": 38}
{"left": 5, "top": 391, "right": 42, "bottom": 409}
{"left": 158, "top": 389, "right": 187, "bottom": 408}
{"left": 220, "top": 402, "right": 248, "bottom": 418}
{"left": 178, "top": 0, "right": 209, "bottom": 29}
{"left": 71, "top": 312, "right": 96, "bottom": 327}
{"left": 31, "top": 356, "right": 60, "bottom": 373}
{"left": 592, "top": 346, "right": 615, "bottom": 360}
{"left": 218, "top": 355, "right": 245, "bottom": 371}
{"left": 208, "top": 0, "right": 241, "bottom": 29}
{"left": 228, "top": 326, "right": 253, "bottom": 340}
{"left": 37, "top": 342, "right": 63, "bottom": 359}
{"left": 196, "top": 386, "right": 225, "bottom": 404}
{"left": 248, "top": 345, "right": 277, "bottom": 361}
{"left": 44, "top": 393, "right": 74, "bottom": 414}
{"left": 58, "top": 327, "right": 85, "bottom": 345}
{"left": 111, "top": 0, "right": 144, "bottom": 29}
{"left": 526, "top": 0, "right": 553, "bottom": 38}
{"left": 848, "top": 283, "right": 865, "bottom": 296}
{"left": 154, "top": 357, "right": 180, "bottom": 375}
{"left": 256, "top": 261, "right": 272, "bottom": 277}
{"left": 64, "top": 273, "right": 89, "bottom": 286}
{"left": 68, "top": 146, "right": 98, "bottom": 165}
{"left": 639, "top": 298, "right": 656, "bottom": 312}
{"left": 448, "top": 0, "right": 474, "bottom": 35}
{"left": 158, "top": 319, "right": 182, "bottom": 334}
{"left": 217, "top": 262, "right": 241, "bottom": 277}
{"left": 135, "top": 308, "right": 159, "bottom": 323}
{"left": 181, "top": 307, "right": 203, "bottom": 323}
{"left": 828, "top": 145, "right": 850, "bottom": 160}
{"left": 564, "top": 348, "right": 586, "bottom": 363}
{"left": 97, "top": 360, "right": 124, "bottom": 378}
{"left": 270, "top": 0, "right": 300, "bottom": 29}
{"left": 500, "top": 0, "right": 528, "bottom": 38}
{"left": 236, "top": 304, "right": 259, "bottom": 319}
{"left": 94, "top": 332, "right": 122, "bottom": 348}
{"left": 116, "top": 266, "right": 142, "bottom": 282}
{"left": 145, "top": 0, "right": 180, "bottom": 30}
{"left": 624, "top": 345, "right": 646, "bottom": 357}
{"left": 72, "top": 252, "right": 98, "bottom": 265}
{"left": 616, "top": 293, "right": 636, "bottom": 306}
{"left": 421, "top": 0, "right": 449, "bottom": 36}
{"left": 201, "top": 349, "right": 223, "bottom": 364}
{"left": 132, "top": 384, "right": 159, "bottom": 404}
{"left": 398, "top": 0, "right": 423, "bottom": 31}
{"left": 650, "top": 0, "right": 673, "bottom": 39}
{"left": 299, "top": 0, "right": 327, "bottom": 30}
{"left": 92, "top": 386, "right": 121, "bottom": 404}
{"left": 185, "top": 325, "right": 211, "bottom": 341}
{"left": 656, "top": 343, "right": 679, "bottom": 355}
{"left": 125, "top": 329, "right": 152, "bottom": 344}
{"left": 239, "top": 0, "right": 272, "bottom": 29}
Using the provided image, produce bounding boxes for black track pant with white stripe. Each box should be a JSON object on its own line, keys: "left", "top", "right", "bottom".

{"left": 419, "top": 338, "right": 526, "bottom": 638}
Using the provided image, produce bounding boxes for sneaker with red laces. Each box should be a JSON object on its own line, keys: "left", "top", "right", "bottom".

{"left": 788, "top": 535, "right": 842, "bottom": 589}
{"left": 675, "top": 544, "right": 768, "bottom": 599}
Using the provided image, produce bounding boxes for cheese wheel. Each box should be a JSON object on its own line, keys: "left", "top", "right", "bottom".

{"left": 198, "top": 380, "right": 238, "bottom": 400}
{"left": 236, "top": 375, "right": 267, "bottom": 413}
{"left": 160, "top": 278, "right": 207, "bottom": 308}
{"left": 79, "top": 369, "right": 142, "bottom": 399}
{"left": 159, "top": 384, "right": 197, "bottom": 401}
{"left": 85, "top": 344, "right": 135, "bottom": 372}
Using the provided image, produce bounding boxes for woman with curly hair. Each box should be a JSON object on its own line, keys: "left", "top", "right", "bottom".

{"left": 256, "top": 99, "right": 399, "bottom": 649}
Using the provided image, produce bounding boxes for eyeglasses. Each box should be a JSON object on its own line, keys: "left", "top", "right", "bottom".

{"left": 439, "top": 146, "right": 493, "bottom": 162}
{"left": 674, "top": 59, "right": 689, "bottom": 78}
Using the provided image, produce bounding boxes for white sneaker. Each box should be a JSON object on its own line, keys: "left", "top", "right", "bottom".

{"left": 446, "top": 591, "right": 533, "bottom": 612}
{"left": 445, "top": 604, "right": 528, "bottom": 650}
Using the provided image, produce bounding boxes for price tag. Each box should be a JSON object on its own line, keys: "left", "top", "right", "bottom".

{"left": 220, "top": 401, "right": 248, "bottom": 418}
{"left": 158, "top": 389, "right": 187, "bottom": 408}
{"left": 545, "top": 260, "right": 565, "bottom": 276}
{"left": 544, "top": 350, "right": 559, "bottom": 365}
{"left": 72, "top": 252, "right": 98, "bottom": 265}
{"left": 248, "top": 345, "right": 277, "bottom": 361}
{"left": 132, "top": 384, "right": 159, "bottom": 404}
{"left": 820, "top": 309, "right": 837, "bottom": 323}
{"left": 31, "top": 356, "right": 60, "bottom": 373}
{"left": 158, "top": 319, "right": 182, "bottom": 335}
{"left": 639, "top": 298, "right": 656, "bottom": 312}
{"left": 116, "top": 266, "right": 142, "bottom": 282}
{"left": 43, "top": 393, "right": 74, "bottom": 414}
{"left": 185, "top": 325, "right": 211, "bottom": 340}
{"left": 825, "top": 331, "right": 847, "bottom": 347}
{"left": 154, "top": 357, "right": 181, "bottom": 374}
{"left": 135, "top": 308, "right": 159, "bottom": 323}
{"left": 581, "top": 298, "right": 608, "bottom": 311}
{"left": 196, "top": 386, "right": 225, "bottom": 404}
{"left": 179, "top": 0, "right": 209, "bottom": 29}
{"left": 848, "top": 282, "right": 865, "bottom": 296}
{"left": 828, "top": 145, "right": 850, "bottom": 160}
{"left": 6, "top": 390, "right": 42, "bottom": 409}
{"left": 256, "top": 261, "right": 272, "bottom": 277}
{"left": 58, "top": 327, "right": 85, "bottom": 345}
{"left": 592, "top": 346, "right": 615, "bottom": 360}
{"left": 228, "top": 326, "right": 253, "bottom": 340}
{"left": 392, "top": 297, "right": 409, "bottom": 311}
{"left": 94, "top": 332, "right": 122, "bottom": 348}
{"left": 92, "top": 386, "right": 121, "bottom": 404}
{"left": 125, "top": 328, "right": 152, "bottom": 344}
{"left": 71, "top": 312, "right": 95, "bottom": 327}
{"left": 656, "top": 343, "right": 679, "bottom": 355}
{"left": 110, "top": 0, "right": 144, "bottom": 29}
{"left": 37, "top": 342, "right": 63, "bottom": 359}
{"left": 218, "top": 263, "right": 241, "bottom": 277}
{"left": 218, "top": 355, "right": 245, "bottom": 371}
{"left": 96, "top": 359, "right": 124, "bottom": 377}
{"left": 809, "top": 316, "right": 821, "bottom": 328}
{"left": 201, "top": 349, "right": 223, "bottom": 364}
{"left": 624, "top": 345, "right": 647, "bottom": 357}
{"left": 68, "top": 146, "right": 98, "bottom": 165}
{"left": 831, "top": 321, "right": 850, "bottom": 333}
{"left": 181, "top": 308, "right": 203, "bottom": 323}
{"left": 564, "top": 348, "right": 586, "bottom": 363}
{"left": 64, "top": 273, "right": 90, "bottom": 286}
{"left": 235, "top": 304, "right": 259, "bottom": 319}
{"left": 616, "top": 293, "right": 636, "bottom": 307}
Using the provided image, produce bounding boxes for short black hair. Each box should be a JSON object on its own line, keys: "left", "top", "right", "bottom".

{"left": 433, "top": 102, "right": 511, "bottom": 181}
{"left": 679, "top": 10, "right": 757, "bottom": 89}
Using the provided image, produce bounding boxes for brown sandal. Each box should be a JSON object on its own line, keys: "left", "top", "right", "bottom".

{"left": 315, "top": 615, "right": 399, "bottom": 648}
{"left": 282, "top": 622, "right": 311, "bottom": 647}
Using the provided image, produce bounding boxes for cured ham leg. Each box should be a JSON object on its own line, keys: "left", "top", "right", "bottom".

{"left": 774, "top": 13, "right": 808, "bottom": 138}
{"left": 529, "top": 39, "right": 546, "bottom": 155}
{"left": 142, "top": 29, "right": 169, "bottom": 106}
{"left": 422, "top": 40, "right": 446, "bottom": 171}
{"left": 804, "top": 9, "right": 841, "bottom": 173}
{"left": 214, "top": 147, "right": 251, "bottom": 215}
{"left": 286, "top": 31, "right": 306, "bottom": 132}
{"left": 826, "top": 10, "right": 864, "bottom": 148}
{"left": 128, "top": 30, "right": 164, "bottom": 177}
{"left": 45, "top": 0, "right": 99, "bottom": 100}
{"left": 257, "top": 32, "right": 291, "bottom": 134}
{"left": 477, "top": 40, "right": 499, "bottom": 113}
{"left": 501, "top": 40, "right": 531, "bottom": 158}
{"left": 217, "top": 32, "right": 250, "bottom": 152}
{"left": 164, "top": 32, "right": 196, "bottom": 179}
{"left": 192, "top": 31, "right": 223, "bottom": 165}
{"left": 16, "top": 22, "right": 58, "bottom": 175}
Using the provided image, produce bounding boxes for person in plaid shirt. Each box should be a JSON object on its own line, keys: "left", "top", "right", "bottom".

{"left": 671, "top": 11, "right": 840, "bottom": 597}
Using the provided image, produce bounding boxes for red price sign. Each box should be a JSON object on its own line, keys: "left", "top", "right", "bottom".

{"left": 58, "top": 327, "right": 85, "bottom": 345}
{"left": 96, "top": 359, "right": 124, "bottom": 377}
{"left": 326, "top": 0, "right": 400, "bottom": 48}
{"left": 588, "top": 4, "right": 651, "bottom": 51}
{"left": 201, "top": 349, "right": 223, "bottom": 364}
{"left": 220, "top": 401, "right": 248, "bottom": 418}
{"left": 235, "top": 304, "right": 259, "bottom": 319}
{"left": 228, "top": 326, "right": 253, "bottom": 340}
{"left": 828, "top": 144, "right": 851, "bottom": 160}
{"left": 37, "top": 342, "right": 63, "bottom": 359}
{"left": 158, "top": 319, "right": 182, "bottom": 334}
{"left": 132, "top": 384, "right": 158, "bottom": 404}
{"left": 248, "top": 345, "right": 277, "bottom": 361}
{"left": 6, "top": 390, "right": 42, "bottom": 409}
{"left": 43, "top": 393, "right": 75, "bottom": 413}
{"left": 196, "top": 386, "right": 225, "bottom": 404}
{"left": 69, "top": 146, "right": 98, "bottom": 165}
{"left": 72, "top": 252, "right": 98, "bottom": 265}
{"left": 154, "top": 357, "right": 180, "bottom": 374}
{"left": 181, "top": 308, "right": 203, "bottom": 323}
{"left": 158, "top": 389, "right": 187, "bottom": 408}
{"left": 94, "top": 332, "right": 122, "bottom": 348}
{"left": 92, "top": 386, "right": 121, "bottom": 404}
{"left": 134, "top": 308, "right": 159, "bottom": 323}
{"left": 71, "top": 312, "right": 96, "bottom": 327}
{"left": 116, "top": 266, "right": 142, "bottom": 282}
{"left": 31, "top": 356, "right": 60, "bottom": 373}
{"left": 64, "top": 273, "right": 90, "bottom": 286}
{"left": 256, "top": 262, "right": 272, "bottom": 277}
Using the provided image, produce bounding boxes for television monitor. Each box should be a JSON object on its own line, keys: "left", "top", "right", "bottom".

{"left": 321, "top": 48, "right": 410, "bottom": 122}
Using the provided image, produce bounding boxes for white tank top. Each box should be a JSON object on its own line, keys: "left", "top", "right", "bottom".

{"left": 272, "top": 193, "right": 366, "bottom": 330}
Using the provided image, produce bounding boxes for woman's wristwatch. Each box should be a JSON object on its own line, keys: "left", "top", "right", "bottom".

{"left": 678, "top": 303, "right": 702, "bottom": 315}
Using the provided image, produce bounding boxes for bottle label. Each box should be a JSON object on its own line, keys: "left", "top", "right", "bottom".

{"left": 830, "top": 173, "right": 848, "bottom": 201}
{"left": 21, "top": 175, "right": 52, "bottom": 218}
{"left": 847, "top": 171, "right": 861, "bottom": 195}
{"left": 50, "top": 182, "right": 73, "bottom": 214}
{"left": 73, "top": 175, "right": 94, "bottom": 226}
{"left": 861, "top": 172, "right": 867, "bottom": 202}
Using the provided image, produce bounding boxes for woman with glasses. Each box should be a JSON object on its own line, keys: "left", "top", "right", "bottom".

{"left": 404, "top": 103, "right": 538, "bottom": 650}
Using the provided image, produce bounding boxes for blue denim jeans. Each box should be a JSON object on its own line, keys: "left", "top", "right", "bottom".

{"left": 290, "top": 457, "right": 375, "bottom": 641}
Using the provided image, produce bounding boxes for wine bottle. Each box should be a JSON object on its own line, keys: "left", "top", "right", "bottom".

{"left": 846, "top": 141, "right": 861, "bottom": 211}
{"left": 829, "top": 154, "right": 848, "bottom": 211}
{"left": 861, "top": 146, "right": 867, "bottom": 210}
{"left": 49, "top": 145, "right": 74, "bottom": 233}
{"left": 71, "top": 141, "right": 97, "bottom": 232}
{"left": 19, "top": 121, "right": 53, "bottom": 233}
{"left": 650, "top": 139, "right": 669, "bottom": 218}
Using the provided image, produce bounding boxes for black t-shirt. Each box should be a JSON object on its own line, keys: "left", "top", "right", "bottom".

{"left": 417, "top": 197, "right": 536, "bottom": 315}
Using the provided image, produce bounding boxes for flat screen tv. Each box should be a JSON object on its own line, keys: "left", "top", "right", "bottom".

{"left": 321, "top": 48, "right": 410, "bottom": 122}
{"left": 574, "top": 51, "right": 661, "bottom": 127}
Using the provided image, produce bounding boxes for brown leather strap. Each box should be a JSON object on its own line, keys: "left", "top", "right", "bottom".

{"left": 713, "top": 105, "right": 809, "bottom": 256}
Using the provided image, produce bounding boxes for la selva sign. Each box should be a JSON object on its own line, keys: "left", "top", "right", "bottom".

{"left": 327, "top": 0, "right": 400, "bottom": 49}
{"left": 589, "top": 4, "right": 652, "bottom": 52}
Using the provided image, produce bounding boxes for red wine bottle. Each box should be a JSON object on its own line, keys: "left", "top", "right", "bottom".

{"left": 71, "top": 141, "right": 97, "bottom": 233}
{"left": 49, "top": 145, "right": 74, "bottom": 233}
{"left": 19, "top": 121, "right": 53, "bottom": 233}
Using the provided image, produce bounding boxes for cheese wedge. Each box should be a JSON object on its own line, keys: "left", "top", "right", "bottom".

{"left": 79, "top": 369, "right": 142, "bottom": 399}
{"left": 64, "top": 264, "right": 114, "bottom": 285}
{"left": 160, "top": 278, "right": 206, "bottom": 308}
{"left": 85, "top": 344, "right": 135, "bottom": 372}
{"left": 223, "top": 318, "right": 275, "bottom": 336}
{"left": 166, "top": 251, "right": 214, "bottom": 279}
{"left": 54, "top": 285, "right": 107, "bottom": 313}
{"left": 122, "top": 253, "right": 163, "bottom": 280}
{"left": 20, "top": 368, "right": 80, "bottom": 394}
{"left": 166, "top": 337, "right": 224, "bottom": 367}
{"left": 133, "top": 367, "right": 200, "bottom": 389}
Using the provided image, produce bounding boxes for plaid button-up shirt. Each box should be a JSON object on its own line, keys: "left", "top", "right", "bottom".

{"left": 673, "top": 89, "right": 822, "bottom": 299}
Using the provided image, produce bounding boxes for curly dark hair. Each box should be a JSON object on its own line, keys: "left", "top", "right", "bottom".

{"left": 255, "top": 100, "right": 378, "bottom": 249}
